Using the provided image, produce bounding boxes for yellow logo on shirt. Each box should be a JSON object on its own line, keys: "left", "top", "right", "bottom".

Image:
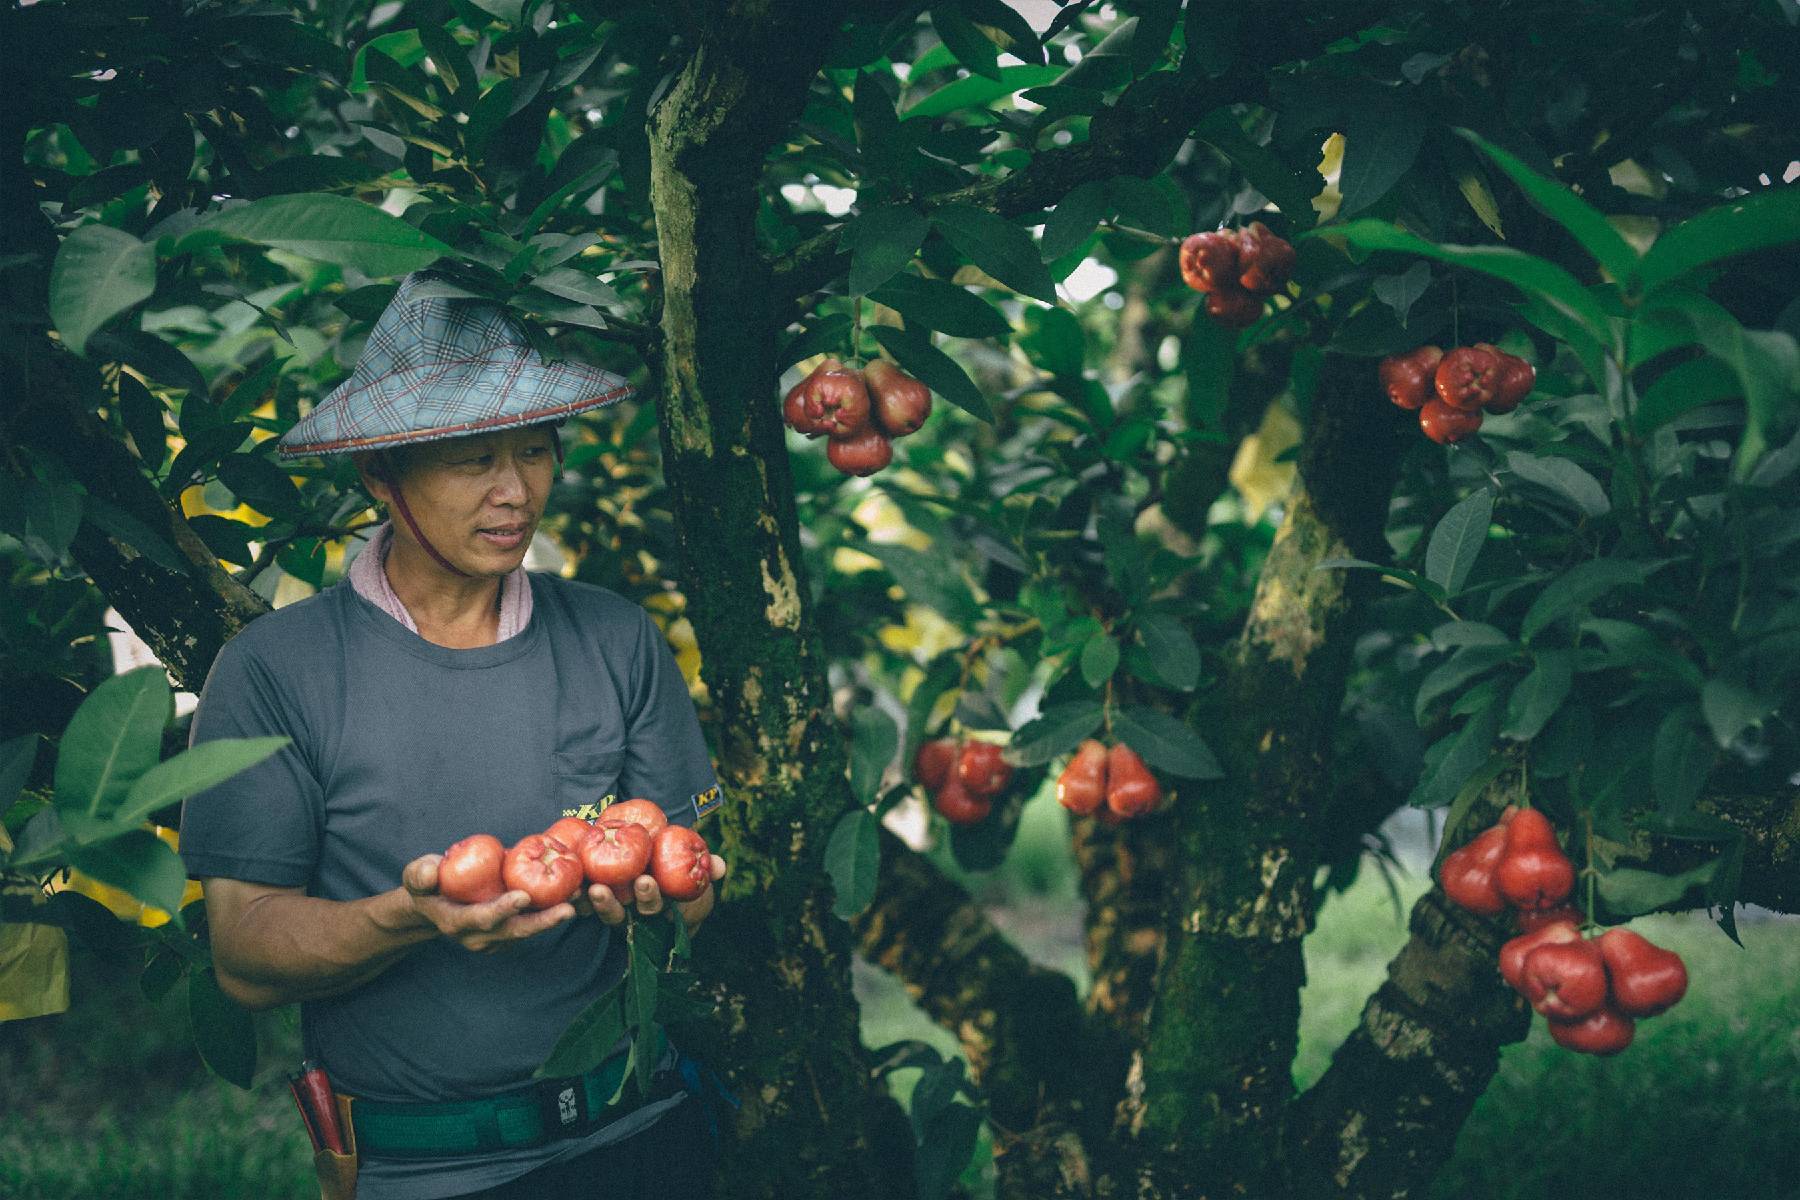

{"left": 693, "top": 786, "right": 722, "bottom": 818}
{"left": 562, "top": 797, "right": 615, "bottom": 821}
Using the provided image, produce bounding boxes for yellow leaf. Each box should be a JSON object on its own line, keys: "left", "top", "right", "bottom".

{"left": 1228, "top": 403, "right": 1303, "bottom": 523}
{"left": 1312, "top": 134, "right": 1345, "bottom": 223}
{"left": 1458, "top": 171, "right": 1505, "bottom": 239}
{"left": 0, "top": 921, "right": 69, "bottom": 1023}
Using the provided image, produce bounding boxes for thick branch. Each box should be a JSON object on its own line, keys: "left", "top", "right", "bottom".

{"left": 853, "top": 827, "right": 1115, "bottom": 1140}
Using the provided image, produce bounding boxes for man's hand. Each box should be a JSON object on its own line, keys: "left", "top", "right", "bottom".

{"left": 584, "top": 854, "right": 728, "bottom": 931}
{"left": 401, "top": 854, "right": 576, "bottom": 951}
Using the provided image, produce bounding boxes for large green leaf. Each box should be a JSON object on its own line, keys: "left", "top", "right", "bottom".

{"left": 850, "top": 706, "right": 899, "bottom": 805}
{"left": 67, "top": 828, "right": 189, "bottom": 917}
{"left": 1639, "top": 185, "right": 1800, "bottom": 294}
{"left": 929, "top": 205, "right": 1058, "bottom": 304}
{"left": 1414, "top": 644, "right": 1519, "bottom": 725}
{"left": 1519, "top": 559, "right": 1655, "bottom": 643}
{"left": 0, "top": 735, "right": 36, "bottom": 811}
{"left": 113, "top": 737, "right": 290, "bottom": 830}
{"left": 1597, "top": 860, "right": 1719, "bottom": 918}
{"left": 1040, "top": 180, "right": 1110, "bottom": 262}
{"left": 1505, "top": 452, "right": 1610, "bottom": 518}
{"left": 869, "top": 274, "right": 1011, "bottom": 339}
{"left": 50, "top": 225, "right": 158, "bottom": 356}
{"left": 1635, "top": 356, "right": 1739, "bottom": 434}
{"left": 844, "top": 207, "right": 931, "bottom": 297}
{"left": 825, "top": 809, "right": 881, "bottom": 920}
{"left": 189, "top": 967, "right": 258, "bottom": 1089}
{"left": 53, "top": 667, "right": 173, "bottom": 832}
{"left": 1338, "top": 92, "right": 1425, "bottom": 217}
{"left": 1006, "top": 700, "right": 1104, "bottom": 767}
{"left": 1424, "top": 488, "right": 1493, "bottom": 597}
{"left": 1700, "top": 679, "right": 1774, "bottom": 748}
{"left": 1323, "top": 220, "right": 1612, "bottom": 343}
{"left": 903, "top": 64, "right": 1062, "bottom": 119}
{"left": 1501, "top": 650, "right": 1574, "bottom": 742}
{"left": 1112, "top": 707, "right": 1224, "bottom": 780}
{"left": 536, "top": 991, "right": 625, "bottom": 1079}
{"left": 1194, "top": 109, "right": 1319, "bottom": 223}
{"left": 1133, "top": 613, "right": 1200, "bottom": 692}
{"left": 1456, "top": 128, "right": 1638, "bottom": 286}
{"left": 187, "top": 195, "right": 452, "bottom": 275}
{"left": 1409, "top": 700, "right": 1504, "bottom": 809}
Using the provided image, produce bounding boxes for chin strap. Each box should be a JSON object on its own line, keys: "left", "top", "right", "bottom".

{"left": 374, "top": 450, "right": 473, "bottom": 579}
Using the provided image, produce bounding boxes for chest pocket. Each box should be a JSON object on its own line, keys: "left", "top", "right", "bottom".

{"left": 552, "top": 748, "right": 625, "bottom": 823}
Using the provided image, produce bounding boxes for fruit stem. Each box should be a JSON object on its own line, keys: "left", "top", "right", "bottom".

{"left": 851, "top": 295, "right": 864, "bottom": 365}
{"left": 1103, "top": 676, "right": 1114, "bottom": 738}
{"left": 1100, "top": 220, "right": 1179, "bottom": 247}
{"left": 1582, "top": 808, "right": 1597, "bottom": 931}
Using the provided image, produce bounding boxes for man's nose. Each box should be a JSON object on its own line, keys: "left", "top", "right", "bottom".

{"left": 489, "top": 454, "right": 532, "bottom": 502}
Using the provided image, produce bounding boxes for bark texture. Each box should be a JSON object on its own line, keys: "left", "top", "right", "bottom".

{"left": 644, "top": 5, "right": 911, "bottom": 1193}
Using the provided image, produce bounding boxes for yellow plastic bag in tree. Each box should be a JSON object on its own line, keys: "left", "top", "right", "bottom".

{"left": 0, "top": 919, "right": 71, "bottom": 1022}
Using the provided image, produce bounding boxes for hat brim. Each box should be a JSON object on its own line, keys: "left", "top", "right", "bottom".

{"left": 276, "top": 353, "right": 633, "bottom": 459}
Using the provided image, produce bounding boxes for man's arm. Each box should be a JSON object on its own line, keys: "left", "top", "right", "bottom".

{"left": 205, "top": 855, "right": 575, "bottom": 1011}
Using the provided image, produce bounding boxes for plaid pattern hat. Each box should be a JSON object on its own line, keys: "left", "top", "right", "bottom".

{"left": 276, "top": 272, "right": 633, "bottom": 459}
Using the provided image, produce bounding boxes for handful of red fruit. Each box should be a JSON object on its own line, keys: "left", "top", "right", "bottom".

{"left": 783, "top": 357, "right": 933, "bottom": 477}
{"left": 1380, "top": 342, "right": 1536, "bottom": 444}
{"left": 437, "top": 798, "right": 713, "bottom": 911}
{"left": 1178, "top": 221, "right": 1296, "bottom": 329}
{"left": 1440, "top": 807, "right": 1689, "bottom": 1055}
{"left": 1054, "top": 738, "right": 1164, "bottom": 821}
{"left": 912, "top": 736, "right": 1015, "bottom": 825}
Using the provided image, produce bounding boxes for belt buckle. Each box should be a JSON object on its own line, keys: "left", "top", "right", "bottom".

{"left": 534, "top": 1075, "right": 590, "bottom": 1140}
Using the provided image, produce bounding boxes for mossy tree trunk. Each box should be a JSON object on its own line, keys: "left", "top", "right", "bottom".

{"left": 643, "top": 3, "right": 913, "bottom": 1194}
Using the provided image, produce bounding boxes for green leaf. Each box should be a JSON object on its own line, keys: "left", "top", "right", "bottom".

{"left": 536, "top": 992, "right": 625, "bottom": 1079}
{"left": 217, "top": 453, "right": 305, "bottom": 520}
{"left": 914, "top": 1101, "right": 983, "bottom": 1200}
{"left": 850, "top": 706, "right": 899, "bottom": 805}
{"left": 867, "top": 325, "right": 994, "bottom": 423}
{"left": 902, "top": 65, "right": 1063, "bottom": 120}
{"left": 1372, "top": 262, "right": 1431, "bottom": 328}
{"left": 1597, "top": 861, "right": 1720, "bottom": 918}
{"left": 860, "top": 541, "right": 983, "bottom": 623}
{"left": 113, "top": 738, "right": 289, "bottom": 830}
{"left": 779, "top": 315, "right": 852, "bottom": 371}
{"left": 844, "top": 207, "right": 931, "bottom": 297}
{"left": 1193, "top": 109, "right": 1319, "bottom": 222}
{"left": 1113, "top": 706, "right": 1224, "bottom": 780}
{"left": 1006, "top": 700, "right": 1104, "bottom": 768}
{"left": 118, "top": 374, "right": 167, "bottom": 467}
{"left": 1079, "top": 633, "right": 1120, "bottom": 688}
{"left": 1649, "top": 291, "right": 1795, "bottom": 481}
{"left": 930, "top": 204, "right": 1058, "bottom": 304}
{"left": 1652, "top": 709, "right": 1715, "bottom": 820}
{"left": 1504, "top": 452, "right": 1611, "bottom": 518}
{"left": 415, "top": 22, "right": 476, "bottom": 100}
{"left": 1338, "top": 92, "right": 1426, "bottom": 217}
{"left": 1424, "top": 488, "right": 1493, "bottom": 596}
{"left": 466, "top": 0, "right": 527, "bottom": 24}
{"left": 50, "top": 225, "right": 158, "bottom": 356}
{"left": 1635, "top": 356, "right": 1739, "bottom": 434}
{"left": 869, "top": 274, "right": 1011, "bottom": 339}
{"left": 1321, "top": 220, "right": 1611, "bottom": 343}
{"left": 1639, "top": 185, "right": 1800, "bottom": 294}
{"left": 53, "top": 667, "right": 173, "bottom": 831}
{"left": 1431, "top": 621, "right": 1511, "bottom": 650}
{"left": 67, "top": 828, "right": 189, "bottom": 917}
{"left": 825, "top": 809, "right": 881, "bottom": 920}
{"left": 82, "top": 497, "right": 190, "bottom": 576}
{"left": 1700, "top": 679, "right": 1774, "bottom": 748}
{"left": 189, "top": 966, "right": 257, "bottom": 1089}
{"left": 1313, "top": 558, "right": 1450, "bottom": 605}
{"left": 1414, "top": 644, "right": 1519, "bottom": 725}
{"left": 627, "top": 923, "right": 661, "bottom": 1031}
{"left": 929, "top": 5, "right": 1001, "bottom": 80}
{"left": 1409, "top": 700, "right": 1503, "bottom": 809}
{"left": 1455, "top": 128, "right": 1639, "bottom": 287}
{"left": 530, "top": 268, "right": 623, "bottom": 309}
{"left": 1520, "top": 559, "right": 1654, "bottom": 642}
{"left": 189, "top": 195, "right": 452, "bottom": 276}
{"left": 1133, "top": 613, "right": 1200, "bottom": 692}
{"left": 1501, "top": 650, "right": 1574, "bottom": 741}
{"left": 1038, "top": 180, "right": 1109, "bottom": 262}
{"left": 0, "top": 734, "right": 36, "bottom": 811}
{"left": 1578, "top": 620, "right": 1703, "bottom": 688}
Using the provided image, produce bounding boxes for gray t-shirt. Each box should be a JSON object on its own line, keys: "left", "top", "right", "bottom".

{"left": 179, "top": 573, "right": 724, "bottom": 1199}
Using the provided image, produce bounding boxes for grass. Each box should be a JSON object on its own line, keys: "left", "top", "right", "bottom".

{"left": 6, "top": 798, "right": 1797, "bottom": 1199}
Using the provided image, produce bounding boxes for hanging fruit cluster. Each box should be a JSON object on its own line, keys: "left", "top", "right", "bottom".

{"left": 1178, "top": 221, "right": 1296, "bottom": 329}
{"left": 913, "top": 737, "right": 1015, "bottom": 825}
{"left": 1380, "top": 342, "right": 1535, "bottom": 444}
{"left": 1441, "top": 807, "right": 1689, "bottom": 1055}
{"left": 783, "top": 356, "right": 933, "bottom": 476}
{"left": 1054, "top": 738, "right": 1164, "bottom": 822}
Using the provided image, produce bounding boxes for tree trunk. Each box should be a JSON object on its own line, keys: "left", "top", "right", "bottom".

{"left": 644, "top": 5, "right": 911, "bottom": 1193}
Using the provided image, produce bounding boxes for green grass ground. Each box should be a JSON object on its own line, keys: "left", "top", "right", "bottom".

{"left": 5, "top": 800, "right": 1797, "bottom": 1199}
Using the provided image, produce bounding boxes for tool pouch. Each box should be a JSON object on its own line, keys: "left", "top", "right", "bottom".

{"left": 314, "top": 1094, "right": 359, "bottom": 1200}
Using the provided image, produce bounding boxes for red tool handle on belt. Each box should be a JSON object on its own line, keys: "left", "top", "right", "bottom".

{"left": 297, "top": 1060, "right": 346, "bottom": 1154}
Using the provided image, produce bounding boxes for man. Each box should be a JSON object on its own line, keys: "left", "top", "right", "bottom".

{"left": 180, "top": 273, "right": 727, "bottom": 1199}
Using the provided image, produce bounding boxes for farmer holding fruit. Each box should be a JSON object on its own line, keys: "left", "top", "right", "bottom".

{"left": 179, "top": 273, "right": 729, "bottom": 1199}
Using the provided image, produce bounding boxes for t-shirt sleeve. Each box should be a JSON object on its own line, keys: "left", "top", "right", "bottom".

{"left": 618, "top": 608, "right": 724, "bottom": 827}
{"left": 178, "top": 637, "right": 324, "bottom": 887}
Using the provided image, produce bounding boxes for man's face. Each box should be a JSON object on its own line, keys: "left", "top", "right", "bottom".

{"left": 364, "top": 425, "right": 558, "bottom": 577}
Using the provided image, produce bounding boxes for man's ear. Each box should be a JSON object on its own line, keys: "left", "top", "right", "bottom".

{"left": 352, "top": 451, "right": 394, "bottom": 505}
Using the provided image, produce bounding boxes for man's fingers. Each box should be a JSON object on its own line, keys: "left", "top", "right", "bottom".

{"left": 708, "top": 853, "right": 728, "bottom": 883}
{"left": 633, "top": 875, "right": 663, "bottom": 915}
{"left": 403, "top": 854, "right": 443, "bottom": 896}
{"left": 589, "top": 884, "right": 628, "bottom": 926}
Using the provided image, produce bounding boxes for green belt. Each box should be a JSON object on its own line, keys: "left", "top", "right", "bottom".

{"left": 352, "top": 1053, "right": 664, "bottom": 1159}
